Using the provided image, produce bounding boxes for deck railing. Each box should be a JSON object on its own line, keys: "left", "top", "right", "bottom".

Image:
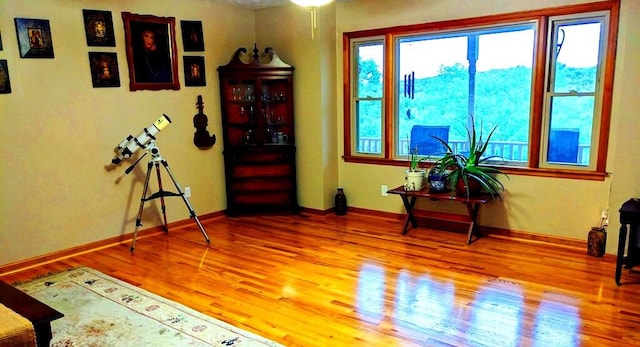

{"left": 357, "top": 138, "right": 590, "bottom": 165}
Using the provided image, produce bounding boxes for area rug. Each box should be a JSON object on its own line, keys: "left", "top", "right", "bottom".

{"left": 14, "top": 267, "right": 283, "bottom": 347}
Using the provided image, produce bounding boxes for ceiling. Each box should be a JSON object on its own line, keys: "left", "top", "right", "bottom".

{"left": 210, "top": 0, "right": 348, "bottom": 9}
{"left": 210, "top": 0, "right": 293, "bottom": 9}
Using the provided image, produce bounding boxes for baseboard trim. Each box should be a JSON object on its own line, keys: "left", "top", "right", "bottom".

{"left": 1, "top": 207, "right": 603, "bottom": 275}
{"left": 0, "top": 212, "right": 224, "bottom": 276}
{"left": 347, "top": 206, "right": 590, "bottom": 251}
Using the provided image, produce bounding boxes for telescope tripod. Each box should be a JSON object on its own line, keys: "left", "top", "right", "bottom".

{"left": 129, "top": 142, "right": 210, "bottom": 252}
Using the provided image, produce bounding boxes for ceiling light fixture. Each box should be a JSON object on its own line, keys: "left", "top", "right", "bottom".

{"left": 290, "top": 0, "right": 334, "bottom": 7}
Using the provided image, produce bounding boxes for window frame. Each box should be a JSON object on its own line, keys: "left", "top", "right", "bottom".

{"left": 342, "top": 0, "right": 619, "bottom": 181}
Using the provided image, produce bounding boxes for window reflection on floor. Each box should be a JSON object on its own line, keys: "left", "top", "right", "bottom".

{"left": 355, "top": 263, "right": 583, "bottom": 345}
{"left": 467, "top": 280, "right": 524, "bottom": 346}
{"left": 394, "top": 270, "right": 456, "bottom": 336}
{"left": 533, "top": 293, "right": 580, "bottom": 347}
{"left": 356, "top": 262, "right": 386, "bottom": 323}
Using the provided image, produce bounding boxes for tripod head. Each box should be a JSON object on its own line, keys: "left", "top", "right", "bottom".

{"left": 124, "top": 140, "right": 165, "bottom": 175}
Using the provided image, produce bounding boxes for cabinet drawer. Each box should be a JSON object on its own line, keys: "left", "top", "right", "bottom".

{"left": 232, "top": 163, "right": 292, "bottom": 178}
{"left": 233, "top": 191, "right": 292, "bottom": 204}
{"left": 228, "top": 150, "right": 292, "bottom": 163}
{"left": 232, "top": 178, "right": 292, "bottom": 192}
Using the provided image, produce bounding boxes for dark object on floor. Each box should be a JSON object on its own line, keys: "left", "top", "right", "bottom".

{"left": 0, "top": 280, "right": 63, "bottom": 347}
{"left": 335, "top": 188, "right": 347, "bottom": 215}
{"left": 587, "top": 227, "right": 606, "bottom": 257}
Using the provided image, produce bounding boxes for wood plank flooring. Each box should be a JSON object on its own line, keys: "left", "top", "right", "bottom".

{"left": 2, "top": 212, "right": 640, "bottom": 346}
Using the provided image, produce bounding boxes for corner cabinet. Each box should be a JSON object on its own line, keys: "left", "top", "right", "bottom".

{"left": 217, "top": 46, "right": 298, "bottom": 216}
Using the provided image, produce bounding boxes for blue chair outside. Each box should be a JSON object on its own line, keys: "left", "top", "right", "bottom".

{"left": 548, "top": 128, "right": 579, "bottom": 164}
{"left": 409, "top": 125, "right": 450, "bottom": 156}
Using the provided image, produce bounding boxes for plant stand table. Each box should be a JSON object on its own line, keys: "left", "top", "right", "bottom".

{"left": 387, "top": 185, "right": 494, "bottom": 244}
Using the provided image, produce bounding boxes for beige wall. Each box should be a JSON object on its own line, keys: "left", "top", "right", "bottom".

{"left": 331, "top": 0, "right": 640, "bottom": 255}
{"left": 1, "top": 0, "right": 638, "bottom": 266}
{"left": 0, "top": 0, "right": 255, "bottom": 265}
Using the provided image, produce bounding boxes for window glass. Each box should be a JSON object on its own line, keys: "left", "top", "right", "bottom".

{"left": 397, "top": 25, "right": 534, "bottom": 163}
{"left": 344, "top": 2, "right": 616, "bottom": 177}
{"left": 546, "top": 19, "right": 603, "bottom": 166}
{"left": 552, "top": 22, "right": 601, "bottom": 94}
{"left": 354, "top": 42, "right": 383, "bottom": 155}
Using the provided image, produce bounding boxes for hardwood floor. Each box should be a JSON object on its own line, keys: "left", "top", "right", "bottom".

{"left": 2, "top": 212, "right": 640, "bottom": 346}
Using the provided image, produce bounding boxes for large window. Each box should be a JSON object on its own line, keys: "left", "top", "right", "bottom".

{"left": 343, "top": 1, "right": 619, "bottom": 180}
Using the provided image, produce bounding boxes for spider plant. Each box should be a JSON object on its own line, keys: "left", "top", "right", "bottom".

{"left": 431, "top": 117, "right": 508, "bottom": 199}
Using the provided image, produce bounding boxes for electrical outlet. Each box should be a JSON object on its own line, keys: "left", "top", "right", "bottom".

{"left": 184, "top": 186, "right": 191, "bottom": 198}
{"left": 381, "top": 185, "right": 388, "bottom": 196}
{"left": 601, "top": 207, "right": 609, "bottom": 219}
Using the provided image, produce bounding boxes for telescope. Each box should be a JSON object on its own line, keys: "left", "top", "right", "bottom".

{"left": 111, "top": 114, "right": 172, "bottom": 165}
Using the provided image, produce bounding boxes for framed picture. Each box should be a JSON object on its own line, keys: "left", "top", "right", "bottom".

{"left": 180, "top": 20, "right": 204, "bottom": 52}
{"left": 14, "top": 18, "right": 55, "bottom": 58}
{"left": 88, "top": 52, "right": 120, "bottom": 88}
{"left": 0, "top": 60, "right": 11, "bottom": 94}
{"left": 184, "top": 56, "right": 206, "bottom": 87}
{"left": 122, "top": 12, "right": 179, "bottom": 91}
{"left": 82, "top": 9, "right": 116, "bottom": 47}
{"left": 0, "top": 30, "right": 3, "bottom": 50}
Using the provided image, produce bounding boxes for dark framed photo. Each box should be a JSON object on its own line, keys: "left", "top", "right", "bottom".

{"left": 14, "top": 18, "right": 54, "bottom": 58}
{"left": 82, "top": 9, "right": 116, "bottom": 47}
{"left": 0, "top": 60, "right": 11, "bottom": 94}
{"left": 122, "top": 12, "right": 180, "bottom": 91}
{"left": 0, "top": 30, "right": 3, "bottom": 50}
{"left": 180, "top": 20, "right": 204, "bottom": 52}
{"left": 184, "top": 56, "right": 206, "bottom": 87}
{"left": 88, "top": 52, "right": 120, "bottom": 88}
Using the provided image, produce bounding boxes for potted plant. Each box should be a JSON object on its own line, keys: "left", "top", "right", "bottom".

{"left": 404, "top": 146, "right": 426, "bottom": 191}
{"left": 431, "top": 117, "right": 508, "bottom": 199}
{"left": 426, "top": 162, "right": 449, "bottom": 193}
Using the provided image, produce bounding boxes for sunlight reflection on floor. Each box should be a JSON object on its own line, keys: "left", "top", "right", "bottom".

{"left": 356, "top": 262, "right": 581, "bottom": 346}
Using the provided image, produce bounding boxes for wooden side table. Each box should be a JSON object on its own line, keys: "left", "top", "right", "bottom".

{"left": 616, "top": 198, "right": 640, "bottom": 285}
{"left": 0, "top": 280, "right": 63, "bottom": 347}
{"left": 387, "top": 186, "right": 493, "bottom": 244}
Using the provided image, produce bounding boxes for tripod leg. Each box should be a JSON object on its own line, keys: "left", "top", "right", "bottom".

{"left": 131, "top": 161, "right": 154, "bottom": 253}
{"left": 154, "top": 162, "right": 169, "bottom": 233}
{"left": 161, "top": 160, "right": 211, "bottom": 244}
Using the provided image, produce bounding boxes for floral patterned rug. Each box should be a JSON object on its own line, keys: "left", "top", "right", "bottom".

{"left": 14, "top": 267, "right": 283, "bottom": 347}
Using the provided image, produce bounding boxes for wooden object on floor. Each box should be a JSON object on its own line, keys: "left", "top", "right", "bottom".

{"left": 217, "top": 45, "right": 298, "bottom": 216}
{"left": 616, "top": 198, "right": 640, "bottom": 285}
{"left": 2, "top": 213, "right": 640, "bottom": 346}
{"left": 387, "top": 185, "right": 492, "bottom": 244}
{"left": 0, "top": 281, "right": 63, "bottom": 347}
{"left": 0, "top": 303, "right": 36, "bottom": 347}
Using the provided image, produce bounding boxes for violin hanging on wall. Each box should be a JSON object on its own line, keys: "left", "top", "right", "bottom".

{"left": 193, "top": 95, "right": 216, "bottom": 149}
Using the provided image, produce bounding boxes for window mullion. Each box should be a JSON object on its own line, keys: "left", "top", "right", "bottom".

{"left": 383, "top": 33, "right": 394, "bottom": 159}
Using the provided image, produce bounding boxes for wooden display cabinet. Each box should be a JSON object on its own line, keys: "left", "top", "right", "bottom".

{"left": 217, "top": 45, "right": 298, "bottom": 216}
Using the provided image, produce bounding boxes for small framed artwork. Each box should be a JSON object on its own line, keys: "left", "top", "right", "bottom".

{"left": 0, "top": 60, "right": 11, "bottom": 94}
{"left": 180, "top": 21, "right": 204, "bottom": 52}
{"left": 14, "top": 18, "right": 55, "bottom": 58}
{"left": 184, "top": 56, "right": 206, "bottom": 87}
{"left": 88, "top": 52, "right": 120, "bottom": 88}
{"left": 122, "top": 12, "right": 180, "bottom": 91}
{"left": 82, "top": 9, "right": 116, "bottom": 47}
{"left": 0, "top": 30, "right": 3, "bottom": 50}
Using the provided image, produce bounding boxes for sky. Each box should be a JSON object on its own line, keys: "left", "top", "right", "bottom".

{"left": 360, "top": 22, "right": 601, "bottom": 78}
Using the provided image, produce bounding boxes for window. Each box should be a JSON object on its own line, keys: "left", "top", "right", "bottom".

{"left": 343, "top": 1, "right": 619, "bottom": 180}
{"left": 353, "top": 39, "right": 384, "bottom": 155}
